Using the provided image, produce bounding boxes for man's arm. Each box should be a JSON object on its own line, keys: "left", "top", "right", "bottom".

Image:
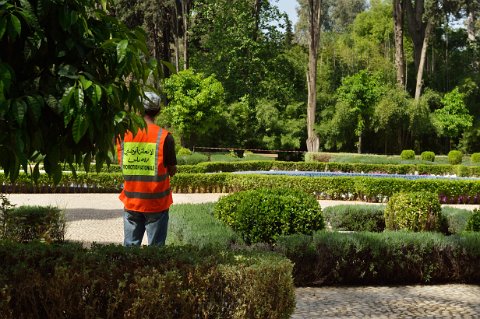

{"left": 163, "top": 133, "right": 177, "bottom": 177}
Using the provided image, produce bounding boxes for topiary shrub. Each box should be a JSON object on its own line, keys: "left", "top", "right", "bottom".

{"left": 323, "top": 205, "right": 385, "bottom": 232}
{"left": 214, "top": 188, "right": 324, "bottom": 244}
{"left": 448, "top": 150, "right": 463, "bottom": 165}
{"left": 465, "top": 209, "right": 480, "bottom": 231}
{"left": 471, "top": 153, "right": 480, "bottom": 164}
{"left": 1, "top": 206, "right": 65, "bottom": 242}
{"left": 400, "top": 150, "right": 415, "bottom": 160}
{"left": 177, "top": 147, "right": 192, "bottom": 156}
{"left": 421, "top": 151, "right": 435, "bottom": 162}
{"left": 384, "top": 192, "right": 442, "bottom": 232}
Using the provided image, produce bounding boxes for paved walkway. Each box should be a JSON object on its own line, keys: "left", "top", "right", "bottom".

{"left": 7, "top": 193, "right": 480, "bottom": 318}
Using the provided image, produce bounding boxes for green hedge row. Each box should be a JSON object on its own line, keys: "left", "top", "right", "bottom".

{"left": 2, "top": 172, "right": 480, "bottom": 203}
{"left": 0, "top": 242, "right": 295, "bottom": 319}
{"left": 177, "top": 161, "right": 480, "bottom": 177}
{"left": 151, "top": 204, "right": 480, "bottom": 286}
{"left": 274, "top": 231, "right": 480, "bottom": 286}
{"left": 53, "top": 160, "right": 480, "bottom": 176}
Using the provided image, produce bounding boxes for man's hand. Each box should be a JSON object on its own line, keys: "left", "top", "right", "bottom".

{"left": 167, "top": 165, "right": 177, "bottom": 177}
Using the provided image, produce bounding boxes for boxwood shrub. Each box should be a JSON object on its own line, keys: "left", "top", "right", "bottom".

{"left": 421, "top": 151, "right": 435, "bottom": 162}
{"left": 400, "top": 150, "right": 415, "bottom": 160}
{"left": 323, "top": 205, "right": 386, "bottom": 232}
{"left": 214, "top": 188, "right": 324, "bottom": 244}
{"left": 471, "top": 153, "right": 480, "bottom": 164}
{"left": 466, "top": 209, "right": 480, "bottom": 231}
{"left": 385, "top": 192, "right": 443, "bottom": 232}
{"left": 448, "top": 150, "right": 463, "bottom": 165}
{"left": 0, "top": 242, "right": 295, "bottom": 319}
{"left": 1, "top": 206, "right": 65, "bottom": 243}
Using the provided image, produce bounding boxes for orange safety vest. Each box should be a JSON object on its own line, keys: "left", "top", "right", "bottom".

{"left": 117, "top": 124, "right": 173, "bottom": 213}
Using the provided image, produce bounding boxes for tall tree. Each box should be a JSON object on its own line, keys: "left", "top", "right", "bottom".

{"left": 305, "top": 0, "right": 322, "bottom": 152}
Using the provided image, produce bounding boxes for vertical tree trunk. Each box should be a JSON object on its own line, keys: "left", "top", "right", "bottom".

{"left": 414, "top": 20, "right": 433, "bottom": 102}
{"left": 393, "top": 0, "right": 405, "bottom": 88}
{"left": 253, "top": 0, "right": 262, "bottom": 41}
{"left": 173, "top": 3, "right": 181, "bottom": 72}
{"left": 306, "top": 0, "right": 321, "bottom": 152}
{"left": 466, "top": 10, "right": 476, "bottom": 43}
{"left": 182, "top": 0, "right": 190, "bottom": 70}
{"left": 405, "top": 0, "right": 426, "bottom": 75}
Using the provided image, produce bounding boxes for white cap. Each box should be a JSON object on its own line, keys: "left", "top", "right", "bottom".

{"left": 143, "top": 92, "right": 161, "bottom": 111}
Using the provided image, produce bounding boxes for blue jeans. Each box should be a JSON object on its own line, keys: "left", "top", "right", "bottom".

{"left": 123, "top": 210, "right": 169, "bottom": 246}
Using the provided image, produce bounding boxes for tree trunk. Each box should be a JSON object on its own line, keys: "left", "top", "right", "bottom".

{"left": 405, "top": 0, "right": 426, "bottom": 74}
{"left": 393, "top": 0, "right": 405, "bottom": 88}
{"left": 357, "top": 134, "right": 362, "bottom": 154}
{"left": 466, "top": 10, "right": 476, "bottom": 43}
{"left": 253, "top": 0, "right": 262, "bottom": 41}
{"left": 182, "top": 0, "right": 190, "bottom": 70}
{"left": 414, "top": 20, "right": 433, "bottom": 102}
{"left": 173, "top": 4, "right": 181, "bottom": 72}
{"left": 306, "top": 0, "right": 321, "bottom": 152}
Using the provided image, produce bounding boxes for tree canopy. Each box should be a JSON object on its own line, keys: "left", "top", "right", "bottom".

{"left": 0, "top": 0, "right": 158, "bottom": 182}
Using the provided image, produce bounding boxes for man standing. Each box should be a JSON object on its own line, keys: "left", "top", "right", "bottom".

{"left": 117, "top": 92, "right": 177, "bottom": 246}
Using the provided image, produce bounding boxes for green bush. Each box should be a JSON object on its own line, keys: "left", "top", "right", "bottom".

{"left": 275, "top": 231, "right": 480, "bottom": 286}
{"left": 471, "top": 153, "right": 480, "bottom": 164}
{"left": 421, "top": 151, "right": 435, "bottom": 162}
{"left": 385, "top": 192, "right": 442, "bottom": 232}
{"left": 400, "top": 150, "right": 415, "bottom": 160}
{"left": 0, "top": 242, "right": 295, "bottom": 318}
{"left": 214, "top": 188, "right": 324, "bottom": 244}
{"left": 441, "top": 207, "right": 472, "bottom": 234}
{"left": 448, "top": 150, "right": 463, "bottom": 165}
{"left": 168, "top": 203, "right": 243, "bottom": 248}
{"left": 177, "top": 147, "right": 192, "bottom": 156}
{"left": 323, "top": 205, "right": 385, "bottom": 232}
{"left": 1, "top": 206, "right": 65, "bottom": 242}
{"left": 466, "top": 209, "right": 480, "bottom": 231}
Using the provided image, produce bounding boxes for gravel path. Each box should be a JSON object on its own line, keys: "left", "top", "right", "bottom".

{"left": 6, "top": 193, "right": 480, "bottom": 318}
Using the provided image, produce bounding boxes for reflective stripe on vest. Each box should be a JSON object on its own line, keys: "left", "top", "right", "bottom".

{"left": 123, "top": 188, "right": 171, "bottom": 199}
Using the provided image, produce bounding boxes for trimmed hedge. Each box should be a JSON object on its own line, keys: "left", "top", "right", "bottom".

{"left": 421, "top": 151, "right": 435, "bottom": 162}
{"left": 385, "top": 192, "right": 442, "bottom": 232}
{"left": 1, "top": 206, "right": 65, "bottom": 242}
{"left": 400, "top": 150, "right": 415, "bottom": 160}
{"left": 471, "top": 153, "right": 480, "bottom": 164}
{"left": 2, "top": 172, "right": 480, "bottom": 204}
{"left": 448, "top": 150, "right": 463, "bottom": 165}
{"left": 214, "top": 188, "right": 324, "bottom": 244}
{"left": 274, "top": 231, "right": 480, "bottom": 286}
{"left": 0, "top": 242, "right": 295, "bottom": 319}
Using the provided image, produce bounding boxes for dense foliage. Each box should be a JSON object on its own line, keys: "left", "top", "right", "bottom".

{"left": 0, "top": 0, "right": 158, "bottom": 182}
{"left": 0, "top": 205, "right": 65, "bottom": 242}
{"left": 275, "top": 231, "right": 480, "bottom": 286}
{"left": 0, "top": 242, "right": 295, "bottom": 318}
{"left": 323, "top": 204, "right": 386, "bottom": 232}
{"left": 214, "top": 188, "right": 324, "bottom": 244}
{"left": 112, "top": 0, "right": 480, "bottom": 154}
{"left": 385, "top": 192, "right": 443, "bottom": 232}
{"left": 466, "top": 209, "right": 480, "bottom": 231}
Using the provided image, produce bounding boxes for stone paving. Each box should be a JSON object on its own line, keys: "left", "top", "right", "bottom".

{"left": 7, "top": 193, "right": 480, "bottom": 318}
{"left": 293, "top": 285, "right": 480, "bottom": 318}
